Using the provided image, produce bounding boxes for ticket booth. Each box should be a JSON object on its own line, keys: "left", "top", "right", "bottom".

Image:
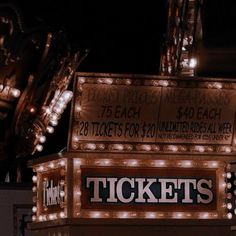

{"left": 29, "top": 73, "right": 236, "bottom": 236}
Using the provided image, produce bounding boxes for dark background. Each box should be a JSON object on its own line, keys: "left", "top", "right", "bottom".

{"left": 2, "top": 0, "right": 236, "bottom": 181}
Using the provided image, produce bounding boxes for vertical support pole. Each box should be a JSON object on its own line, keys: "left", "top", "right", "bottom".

{"left": 66, "top": 158, "right": 74, "bottom": 218}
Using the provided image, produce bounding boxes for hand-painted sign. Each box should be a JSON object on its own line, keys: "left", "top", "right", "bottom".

{"left": 69, "top": 73, "right": 236, "bottom": 152}
{"left": 38, "top": 169, "right": 65, "bottom": 214}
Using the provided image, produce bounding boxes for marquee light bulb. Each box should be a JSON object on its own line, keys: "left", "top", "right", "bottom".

{"left": 213, "top": 82, "right": 223, "bottom": 89}
{"left": 32, "top": 206, "right": 37, "bottom": 213}
{"left": 226, "top": 172, "right": 232, "bottom": 179}
{"left": 227, "top": 183, "right": 232, "bottom": 189}
{"left": 10, "top": 88, "right": 21, "bottom": 98}
{"left": 59, "top": 212, "right": 65, "bottom": 218}
{"left": 62, "top": 90, "right": 73, "bottom": 101}
{"left": 60, "top": 191, "right": 65, "bottom": 197}
{"left": 227, "top": 203, "right": 232, "bottom": 210}
{"left": 48, "top": 162, "right": 55, "bottom": 169}
{"left": 158, "top": 80, "right": 169, "bottom": 87}
{"left": 46, "top": 126, "right": 54, "bottom": 134}
{"left": 36, "top": 144, "right": 43, "bottom": 152}
{"left": 111, "top": 144, "right": 124, "bottom": 151}
{"left": 227, "top": 193, "right": 232, "bottom": 199}
{"left": 32, "top": 215, "right": 37, "bottom": 221}
{"left": 50, "top": 119, "right": 58, "bottom": 126}
{"left": 49, "top": 214, "right": 54, "bottom": 220}
{"left": 227, "top": 213, "right": 233, "bottom": 219}
{"left": 32, "top": 175, "right": 37, "bottom": 183}
{"left": 125, "top": 79, "right": 132, "bottom": 85}
{"left": 59, "top": 160, "right": 66, "bottom": 166}
{"left": 189, "top": 58, "right": 197, "bottom": 68}
{"left": 39, "top": 135, "right": 46, "bottom": 143}
{"left": 104, "top": 78, "right": 113, "bottom": 84}
{"left": 76, "top": 105, "right": 82, "bottom": 112}
{"left": 32, "top": 186, "right": 37, "bottom": 192}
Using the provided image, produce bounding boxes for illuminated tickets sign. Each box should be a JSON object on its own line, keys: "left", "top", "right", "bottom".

{"left": 69, "top": 73, "right": 236, "bottom": 153}
{"left": 81, "top": 167, "right": 216, "bottom": 212}
{"left": 37, "top": 169, "right": 65, "bottom": 215}
{"left": 31, "top": 157, "right": 229, "bottom": 221}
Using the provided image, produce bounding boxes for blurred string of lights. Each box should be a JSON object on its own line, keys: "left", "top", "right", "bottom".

{"left": 31, "top": 158, "right": 233, "bottom": 221}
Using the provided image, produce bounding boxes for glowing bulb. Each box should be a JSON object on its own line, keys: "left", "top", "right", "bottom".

{"left": 50, "top": 119, "right": 58, "bottom": 126}
{"left": 46, "top": 126, "right": 54, "bottom": 134}
{"left": 59, "top": 212, "right": 65, "bottom": 218}
{"left": 59, "top": 160, "right": 66, "bottom": 166}
{"left": 125, "top": 79, "right": 132, "bottom": 85}
{"left": 84, "top": 143, "right": 96, "bottom": 150}
{"left": 213, "top": 82, "right": 222, "bottom": 89}
{"left": 36, "top": 144, "right": 43, "bottom": 152}
{"left": 104, "top": 78, "right": 113, "bottom": 84}
{"left": 32, "top": 175, "right": 37, "bottom": 183}
{"left": 32, "top": 206, "right": 37, "bottom": 213}
{"left": 76, "top": 105, "right": 82, "bottom": 112}
{"left": 10, "top": 88, "right": 21, "bottom": 98}
{"left": 29, "top": 106, "right": 36, "bottom": 113}
{"left": 226, "top": 172, "right": 232, "bottom": 179}
{"left": 227, "top": 203, "right": 232, "bottom": 210}
{"left": 60, "top": 191, "right": 65, "bottom": 197}
{"left": 62, "top": 90, "right": 73, "bottom": 101}
{"left": 39, "top": 135, "right": 46, "bottom": 143}
{"left": 194, "top": 145, "right": 205, "bottom": 152}
{"left": 227, "top": 213, "right": 233, "bottom": 219}
{"left": 49, "top": 214, "right": 54, "bottom": 220}
{"left": 159, "top": 80, "right": 169, "bottom": 87}
{"left": 167, "top": 145, "right": 178, "bottom": 152}
{"left": 227, "top": 183, "right": 232, "bottom": 189}
{"left": 32, "top": 215, "right": 37, "bottom": 221}
{"left": 189, "top": 58, "right": 197, "bottom": 68}
{"left": 48, "top": 162, "right": 55, "bottom": 168}
{"left": 78, "top": 77, "right": 86, "bottom": 84}
{"left": 111, "top": 144, "right": 124, "bottom": 151}
{"left": 32, "top": 186, "right": 37, "bottom": 192}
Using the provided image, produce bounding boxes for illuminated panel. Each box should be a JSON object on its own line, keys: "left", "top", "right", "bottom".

{"left": 31, "top": 159, "right": 67, "bottom": 222}
{"left": 69, "top": 73, "right": 236, "bottom": 154}
{"left": 73, "top": 158, "right": 228, "bottom": 219}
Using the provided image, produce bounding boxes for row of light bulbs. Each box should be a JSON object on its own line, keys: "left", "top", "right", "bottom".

{"left": 77, "top": 210, "right": 220, "bottom": 219}
{"left": 71, "top": 141, "right": 234, "bottom": 154}
{"left": 77, "top": 75, "right": 232, "bottom": 91}
{"left": 0, "top": 84, "right": 21, "bottom": 99}
{"left": 34, "top": 90, "right": 73, "bottom": 153}
{"left": 225, "top": 171, "right": 236, "bottom": 219}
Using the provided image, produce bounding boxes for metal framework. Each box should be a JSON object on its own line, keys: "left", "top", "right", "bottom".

{"left": 159, "top": 0, "right": 203, "bottom": 76}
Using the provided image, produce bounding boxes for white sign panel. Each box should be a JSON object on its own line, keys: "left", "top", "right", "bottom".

{"left": 69, "top": 74, "right": 236, "bottom": 152}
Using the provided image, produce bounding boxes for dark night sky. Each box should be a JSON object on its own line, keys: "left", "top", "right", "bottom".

{"left": 5, "top": 0, "right": 236, "bottom": 74}
{"left": 10, "top": 0, "right": 167, "bottom": 74}
{"left": 2, "top": 0, "right": 236, "bottom": 180}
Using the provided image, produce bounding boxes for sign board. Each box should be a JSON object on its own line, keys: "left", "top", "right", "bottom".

{"left": 69, "top": 73, "right": 236, "bottom": 153}
{"left": 81, "top": 167, "right": 216, "bottom": 211}
{"left": 37, "top": 168, "right": 65, "bottom": 215}
{"left": 31, "top": 157, "right": 229, "bottom": 220}
{"left": 72, "top": 158, "right": 227, "bottom": 219}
